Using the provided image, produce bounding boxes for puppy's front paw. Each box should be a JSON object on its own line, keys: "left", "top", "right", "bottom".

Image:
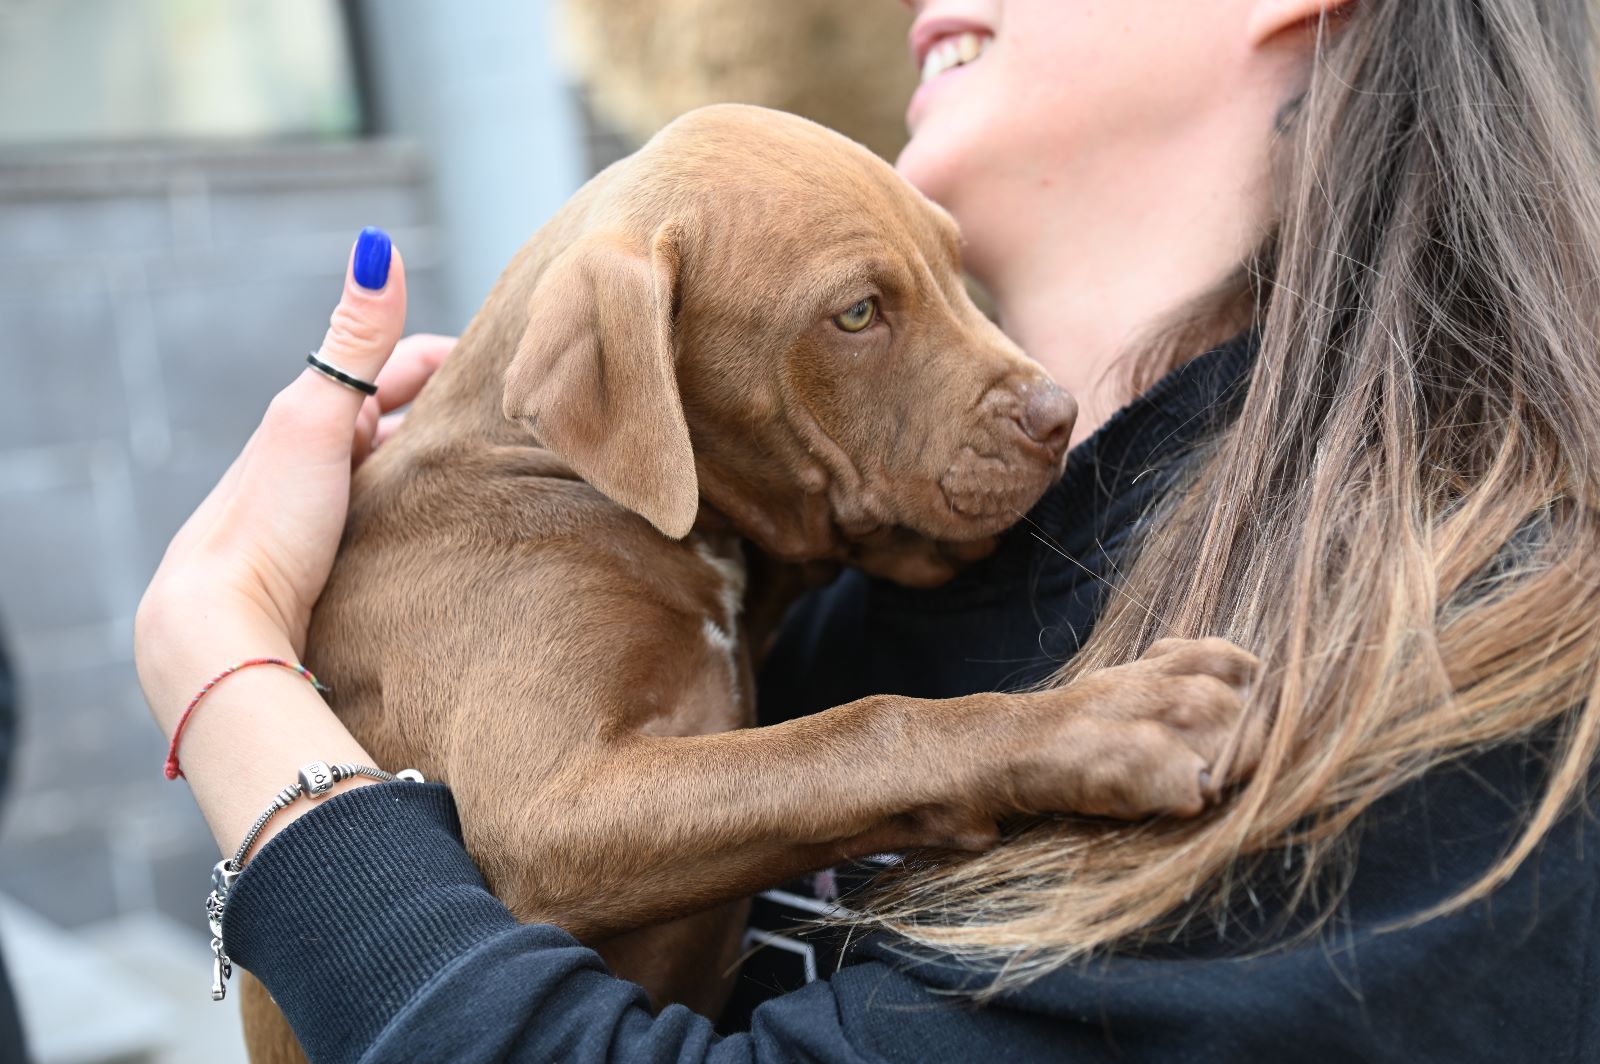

{"left": 1010, "top": 637, "right": 1264, "bottom": 820}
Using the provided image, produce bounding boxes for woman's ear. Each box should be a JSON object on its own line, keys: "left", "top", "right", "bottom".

{"left": 1246, "top": 0, "right": 1354, "bottom": 48}
{"left": 503, "top": 225, "right": 699, "bottom": 540}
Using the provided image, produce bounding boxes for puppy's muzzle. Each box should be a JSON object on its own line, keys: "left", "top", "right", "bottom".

{"left": 937, "top": 376, "right": 1075, "bottom": 532}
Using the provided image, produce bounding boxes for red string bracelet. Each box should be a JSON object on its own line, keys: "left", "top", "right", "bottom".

{"left": 163, "top": 658, "right": 329, "bottom": 780}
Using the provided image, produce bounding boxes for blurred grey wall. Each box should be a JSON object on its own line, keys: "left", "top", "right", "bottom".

{"left": 359, "top": 0, "right": 585, "bottom": 324}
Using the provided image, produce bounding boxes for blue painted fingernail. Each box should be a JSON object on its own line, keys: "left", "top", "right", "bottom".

{"left": 352, "top": 227, "right": 392, "bottom": 291}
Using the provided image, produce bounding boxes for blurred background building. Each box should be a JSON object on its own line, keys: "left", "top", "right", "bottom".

{"left": 0, "top": 1, "right": 911, "bottom": 1061}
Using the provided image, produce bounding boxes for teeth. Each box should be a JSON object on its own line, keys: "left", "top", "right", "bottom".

{"left": 920, "top": 31, "right": 990, "bottom": 84}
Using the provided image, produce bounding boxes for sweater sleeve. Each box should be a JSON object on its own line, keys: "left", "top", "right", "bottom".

{"left": 222, "top": 752, "right": 1600, "bottom": 1064}
{"left": 222, "top": 782, "right": 872, "bottom": 1064}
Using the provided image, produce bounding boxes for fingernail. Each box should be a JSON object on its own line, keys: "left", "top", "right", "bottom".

{"left": 352, "top": 226, "right": 392, "bottom": 291}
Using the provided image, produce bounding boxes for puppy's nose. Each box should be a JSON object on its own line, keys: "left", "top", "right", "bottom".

{"left": 1019, "top": 381, "right": 1076, "bottom": 451}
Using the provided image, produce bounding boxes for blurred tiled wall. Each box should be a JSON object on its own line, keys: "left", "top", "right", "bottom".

{"left": 0, "top": 140, "right": 452, "bottom": 930}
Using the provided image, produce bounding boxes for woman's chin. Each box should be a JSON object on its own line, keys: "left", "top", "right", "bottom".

{"left": 896, "top": 116, "right": 973, "bottom": 212}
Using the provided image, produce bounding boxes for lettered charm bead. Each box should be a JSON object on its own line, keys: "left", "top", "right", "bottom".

{"left": 298, "top": 760, "right": 335, "bottom": 797}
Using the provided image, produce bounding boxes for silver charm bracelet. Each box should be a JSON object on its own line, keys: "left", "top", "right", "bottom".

{"left": 204, "top": 760, "right": 425, "bottom": 1000}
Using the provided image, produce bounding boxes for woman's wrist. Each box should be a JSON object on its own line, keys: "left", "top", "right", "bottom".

{"left": 135, "top": 586, "right": 382, "bottom": 859}
{"left": 181, "top": 666, "right": 383, "bottom": 861}
{"left": 136, "top": 581, "right": 295, "bottom": 731}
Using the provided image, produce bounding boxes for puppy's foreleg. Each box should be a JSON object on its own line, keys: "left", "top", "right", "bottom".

{"left": 452, "top": 637, "right": 1261, "bottom": 939}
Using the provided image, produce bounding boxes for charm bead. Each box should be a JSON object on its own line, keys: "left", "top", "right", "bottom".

{"left": 298, "top": 760, "right": 336, "bottom": 797}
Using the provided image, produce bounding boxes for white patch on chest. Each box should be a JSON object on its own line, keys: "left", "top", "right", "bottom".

{"left": 693, "top": 539, "right": 746, "bottom": 704}
{"left": 701, "top": 616, "right": 736, "bottom": 652}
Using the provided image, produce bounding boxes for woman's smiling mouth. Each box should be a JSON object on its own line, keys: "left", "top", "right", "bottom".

{"left": 906, "top": 17, "right": 997, "bottom": 128}
{"left": 920, "top": 30, "right": 993, "bottom": 83}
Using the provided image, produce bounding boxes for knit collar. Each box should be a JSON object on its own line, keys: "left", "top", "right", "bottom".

{"left": 1030, "top": 328, "right": 1259, "bottom": 542}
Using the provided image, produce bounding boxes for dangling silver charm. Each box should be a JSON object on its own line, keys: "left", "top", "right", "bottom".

{"left": 205, "top": 859, "right": 239, "bottom": 1001}
{"left": 210, "top": 935, "right": 233, "bottom": 1001}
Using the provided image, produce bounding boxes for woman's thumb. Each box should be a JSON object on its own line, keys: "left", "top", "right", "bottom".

{"left": 292, "top": 228, "right": 408, "bottom": 421}
{"left": 259, "top": 228, "right": 407, "bottom": 463}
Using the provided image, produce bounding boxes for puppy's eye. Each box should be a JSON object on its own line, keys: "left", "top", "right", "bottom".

{"left": 833, "top": 298, "right": 877, "bottom": 333}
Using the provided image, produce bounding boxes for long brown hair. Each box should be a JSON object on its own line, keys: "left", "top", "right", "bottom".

{"left": 865, "top": 0, "right": 1600, "bottom": 988}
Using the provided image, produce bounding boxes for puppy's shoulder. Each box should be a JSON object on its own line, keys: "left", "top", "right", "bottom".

{"left": 347, "top": 439, "right": 701, "bottom": 565}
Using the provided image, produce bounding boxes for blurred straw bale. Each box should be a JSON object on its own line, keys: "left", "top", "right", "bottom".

{"left": 557, "top": 0, "right": 917, "bottom": 161}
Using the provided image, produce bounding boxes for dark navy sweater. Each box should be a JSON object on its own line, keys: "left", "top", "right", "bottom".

{"left": 225, "top": 337, "right": 1600, "bottom": 1063}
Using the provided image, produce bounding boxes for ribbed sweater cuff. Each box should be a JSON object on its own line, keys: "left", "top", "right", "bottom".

{"left": 223, "top": 781, "right": 519, "bottom": 1063}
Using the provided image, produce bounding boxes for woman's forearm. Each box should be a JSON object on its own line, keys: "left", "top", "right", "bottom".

{"left": 222, "top": 781, "right": 798, "bottom": 1064}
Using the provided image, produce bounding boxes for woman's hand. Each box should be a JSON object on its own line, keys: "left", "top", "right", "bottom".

{"left": 135, "top": 228, "right": 453, "bottom": 856}
{"left": 143, "top": 230, "right": 454, "bottom": 657}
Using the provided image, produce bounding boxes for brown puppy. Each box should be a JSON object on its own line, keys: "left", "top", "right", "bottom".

{"left": 241, "top": 105, "right": 1260, "bottom": 1060}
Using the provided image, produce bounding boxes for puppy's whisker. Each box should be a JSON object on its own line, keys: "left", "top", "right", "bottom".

{"left": 1010, "top": 510, "right": 1166, "bottom": 630}
{"left": 1092, "top": 531, "right": 1180, "bottom": 633}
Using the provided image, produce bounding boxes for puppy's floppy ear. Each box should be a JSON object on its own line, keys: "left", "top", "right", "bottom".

{"left": 503, "top": 225, "right": 698, "bottom": 539}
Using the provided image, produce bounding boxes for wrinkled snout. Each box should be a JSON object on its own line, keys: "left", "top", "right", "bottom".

{"left": 1018, "top": 379, "right": 1077, "bottom": 454}
{"left": 936, "top": 373, "right": 1076, "bottom": 535}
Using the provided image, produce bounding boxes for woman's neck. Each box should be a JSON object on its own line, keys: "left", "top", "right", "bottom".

{"left": 970, "top": 119, "right": 1276, "bottom": 447}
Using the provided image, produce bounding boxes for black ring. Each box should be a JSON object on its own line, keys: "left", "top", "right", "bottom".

{"left": 305, "top": 351, "right": 379, "bottom": 397}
